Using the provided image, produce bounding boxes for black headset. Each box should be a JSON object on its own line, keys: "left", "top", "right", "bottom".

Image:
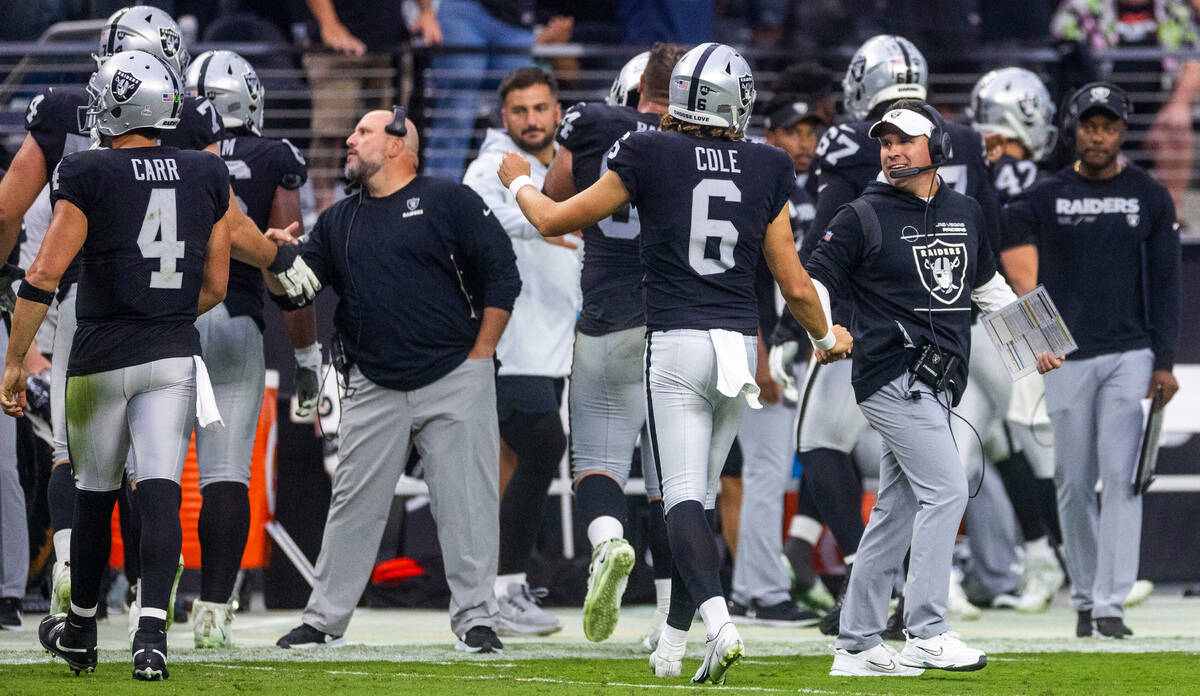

{"left": 385, "top": 105, "right": 408, "bottom": 137}
{"left": 1059, "top": 81, "right": 1131, "bottom": 147}
{"left": 918, "top": 102, "right": 953, "bottom": 165}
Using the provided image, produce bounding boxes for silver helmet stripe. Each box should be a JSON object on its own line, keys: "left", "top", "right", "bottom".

{"left": 195, "top": 50, "right": 215, "bottom": 101}
{"left": 105, "top": 7, "right": 132, "bottom": 57}
{"left": 687, "top": 43, "right": 720, "bottom": 112}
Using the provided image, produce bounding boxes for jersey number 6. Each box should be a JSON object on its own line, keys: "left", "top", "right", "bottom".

{"left": 689, "top": 178, "right": 740, "bottom": 275}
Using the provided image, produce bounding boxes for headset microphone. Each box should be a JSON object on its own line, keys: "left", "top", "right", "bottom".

{"left": 890, "top": 162, "right": 943, "bottom": 178}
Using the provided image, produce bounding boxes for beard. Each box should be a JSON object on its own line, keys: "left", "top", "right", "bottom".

{"left": 344, "top": 155, "right": 382, "bottom": 186}
{"left": 512, "top": 128, "right": 554, "bottom": 153}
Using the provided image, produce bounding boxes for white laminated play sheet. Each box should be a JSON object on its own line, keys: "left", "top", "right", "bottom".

{"left": 981, "top": 285, "right": 1077, "bottom": 379}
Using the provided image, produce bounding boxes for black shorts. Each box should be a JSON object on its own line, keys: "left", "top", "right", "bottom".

{"left": 496, "top": 375, "right": 565, "bottom": 424}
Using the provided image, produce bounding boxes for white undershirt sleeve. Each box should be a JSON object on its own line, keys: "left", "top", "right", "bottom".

{"left": 971, "top": 271, "right": 1019, "bottom": 314}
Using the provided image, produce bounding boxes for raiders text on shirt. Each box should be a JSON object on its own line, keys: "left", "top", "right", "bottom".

{"left": 1054, "top": 196, "right": 1140, "bottom": 215}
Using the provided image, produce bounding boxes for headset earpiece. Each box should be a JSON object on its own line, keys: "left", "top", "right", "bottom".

{"left": 919, "top": 103, "right": 952, "bottom": 164}
{"left": 385, "top": 105, "right": 408, "bottom": 137}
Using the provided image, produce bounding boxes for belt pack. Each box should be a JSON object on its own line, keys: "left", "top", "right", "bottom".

{"left": 908, "top": 343, "right": 964, "bottom": 404}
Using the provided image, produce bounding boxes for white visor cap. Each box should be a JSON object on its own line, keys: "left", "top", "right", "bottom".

{"left": 868, "top": 108, "right": 934, "bottom": 139}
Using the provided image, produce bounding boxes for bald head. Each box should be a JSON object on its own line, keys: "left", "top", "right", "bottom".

{"left": 347, "top": 110, "right": 420, "bottom": 189}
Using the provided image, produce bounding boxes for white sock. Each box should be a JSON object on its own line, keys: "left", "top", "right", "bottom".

{"left": 1024, "top": 536, "right": 1052, "bottom": 559}
{"left": 787, "top": 515, "right": 823, "bottom": 545}
{"left": 660, "top": 624, "right": 688, "bottom": 647}
{"left": 70, "top": 602, "right": 96, "bottom": 618}
{"left": 698, "top": 596, "right": 732, "bottom": 638}
{"left": 654, "top": 578, "right": 672, "bottom": 613}
{"left": 494, "top": 572, "right": 525, "bottom": 598}
{"left": 587, "top": 516, "right": 624, "bottom": 549}
{"left": 53, "top": 529, "right": 72, "bottom": 565}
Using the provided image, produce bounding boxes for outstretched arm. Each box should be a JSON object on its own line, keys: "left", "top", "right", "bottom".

{"left": 498, "top": 151, "right": 627, "bottom": 237}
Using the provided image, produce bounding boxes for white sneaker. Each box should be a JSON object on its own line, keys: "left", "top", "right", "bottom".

{"left": 193, "top": 599, "right": 234, "bottom": 648}
{"left": 496, "top": 583, "right": 562, "bottom": 636}
{"left": 691, "top": 622, "right": 744, "bottom": 685}
{"left": 649, "top": 634, "right": 685, "bottom": 678}
{"left": 1015, "top": 549, "right": 1065, "bottom": 613}
{"left": 830, "top": 643, "right": 925, "bottom": 677}
{"left": 948, "top": 570, "right": 982, "bottom": 620}
{"left": 1124, "top": 580, "right": 1154, "bottom": 608}
{"left": 898, "top": 630, "right": 987, "bottom": 671}
{"left": 640, "top": 607, "right": 668, "bottom": 652}
{"left": 50, "top": 559, "right": 71, "bottom": 616}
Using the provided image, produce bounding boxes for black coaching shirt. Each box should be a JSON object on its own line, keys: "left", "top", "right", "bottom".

{"left": 556, "top": 101, "right": 660, "bottom": 336}
{"left": 1003, "top": 164, "right": 1181, "bottom": 371}
{"left": 607, "top": 129, "right": 795, "bottom": 335}
{"left": 299, "top": 177, "right": 520, "bottom": 391}
{"left": 806, "top": 180, "right": 999, "bottom": 403}
{"left": 219, "top": 134, "right": 308, "bottom": 328}
{"left": 51, "top": 146, "right": 230, "bottom": 376}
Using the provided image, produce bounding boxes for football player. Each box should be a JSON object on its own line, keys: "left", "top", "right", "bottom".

{"left": 183, "top": 50, "right": 317, "bottom": 648}
{"left": 0, "top": 6, "right": 320, "bottom": 632}
{"left": 500, "top": 43, "right": 851, "bottom": 684}
{"left": 1, "top": 50, "right": 231, "bottom": 680}
{"left": 540, "top": 42, "right": 685, "bottom": 648}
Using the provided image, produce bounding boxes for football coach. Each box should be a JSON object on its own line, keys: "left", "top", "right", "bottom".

{"left": 805, "top": 101, "right": 1061, "bottom": 677}
{"left": 268, "top": 109, "right": 520, "bottom": 653}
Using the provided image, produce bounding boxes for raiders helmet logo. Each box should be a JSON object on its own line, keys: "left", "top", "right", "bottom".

{"left": 243, "top": 71, "right": 261, "bottom": 99}
{"left": 1018, "top": 93, "right": 1039, "bottom": 121}
{"left": 111, "top": 70, "right": 142, "bottom": 103}
{"left": 738, "top": 74, "right": 754, "bottom": 106}
{"left": 159, "top": 26, "right": 181, "bottom": 57}
{"left": 912, "top": 238, "right": 968, "bottom": 305}
{"left": 1089, "top": 86, "right": 1111, "bottom": 102}
{"left": 792, "top": 102, "right": 808, "bottom": 116}
{"left": 1127, "top": 213, "right": 1140, "bottom": 227}
{"left": 849, "top": 55, "right": 866, "bottom": 82}
{"left": 407, "top": 197, "right": 420, "bottom": 211}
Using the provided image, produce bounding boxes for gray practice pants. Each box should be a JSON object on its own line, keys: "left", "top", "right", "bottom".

{"left": 1044, "top": 349, "right": 1152, "bottom": 619}
{"left": 954, "top": 330, "right": 1022, "bottom": 601}
{"left": 194, "top": 303, "right": 265, "bottom": 488}
{"left": 731, "top": 399, "right": 796, "bottom": 607}
{"left": 302, "top": 360, "right": 500, "bottom": 637}
{"left": 569, "top": 327, "right": 661, "bottom": 497}
{"left": 644, "top": 330, "right": 752, "bottom": 513}
{"left": 67, "top": 357, "right": 196, "bottom": 491}
{"left": 0, "top": 328, "right": 27, "bottom": 598}
{"left": 837, "top": 374, "right": 967, "bottom": 651}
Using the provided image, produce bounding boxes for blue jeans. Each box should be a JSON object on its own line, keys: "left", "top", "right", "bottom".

{"left": 425, "top": 0, "right": 533, "bottom": 181}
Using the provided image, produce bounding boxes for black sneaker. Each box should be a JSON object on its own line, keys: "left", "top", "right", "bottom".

{"left": 751, "top": 600, "right": 819, "bottom": 625}
{"left": 881, "top": 597, "right": 905, "bottom": 641}
{"left": 1076, "top": 609, "right": 1093, "bottom": 638}
{"left": 1095, "top": 617, "right": 1133, "bottom": 639}
{"left": 39, "top": 614, "right": 97, "bottom": 674}
{"left": 456, "top": 625, "right": 503, "bottom": 653}
{"left": 132, "top": 630, "right": 169, "bottom": 681}
{"left": 0, "top": 597, "right": 23, "bottom": 630}
{"left": 276, "top": 623, "right": 345, "bottom": 649}
{"left": 727, "top": 599, "right": 750, "bottom": 618}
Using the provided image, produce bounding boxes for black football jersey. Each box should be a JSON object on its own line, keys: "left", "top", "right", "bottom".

{"left": 607, "top": 129, "right": 795, "bottom": 335}
{"left": 160, "top": 95, "right": 225, "bottom": 151}
{"left": 988, "top": 153, "right": 1042, "bottom": 204}
{"left": 556, "top": 101, "right": 661, "bottom": 335}
{"left": 50, "top": 146, "right": 230, "bottom": 376}
{"left": 219, "top": 134, "right": 308, "bottom": 328}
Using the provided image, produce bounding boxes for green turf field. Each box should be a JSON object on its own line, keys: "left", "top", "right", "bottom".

{"left": 2, "top": 652, "right": 1195, "bottom": 695}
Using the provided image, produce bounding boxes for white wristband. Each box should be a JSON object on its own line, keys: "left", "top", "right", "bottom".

{"left": 811, "top": 327, "right": 836, "bottom": 352}
{"left": 507, "top": 175, "right": 534, "bottom": 198}
{"left": 294, "top": 342, "right": 322, "bottom": 371}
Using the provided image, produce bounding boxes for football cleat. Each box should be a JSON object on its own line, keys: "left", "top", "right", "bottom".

{"left": 649, "top": 634, "right": 686, "bottom": 678}
{"left": 691, "top": 622, "right": 744, "bottom": 685}
{"left": 192, "top": 599, "right": 234, "bottom": 649}
{"left": 898, "top": 630, "right": 987, "bottom": 671}
{"left": 582, "top": 538, "right": 635, "bottom": 642}
{"left": 1124, "top": 580, "right": 1154, "bottom": 608}
{"left": 39, "top": 614, "right": 97, "bottom": 675}
{"left": 131, "top": 630, "right": 169, "bottom": 681}
{"left": 640, "top": 608, "right": 668, "bottom": 652}
{"left": 50, "top": 559, "right": 71, "bottom": 616}
{"left": 831, "top": 643, "right": 925, "bottom": 677}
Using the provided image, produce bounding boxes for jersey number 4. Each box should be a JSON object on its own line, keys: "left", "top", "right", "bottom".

{"left": 690, "top": 179, "right": 740, "bottom": 275}
{"left": 138, "top": 189, "right": 185, "bottom": 289}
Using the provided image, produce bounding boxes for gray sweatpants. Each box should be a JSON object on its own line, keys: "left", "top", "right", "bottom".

{"left": 731, "top": 399, "right": 795, "bottom": 607}
{"left": 837, "top": 374, "right": 967, "bottom": 651}
{"left": 0, "top": 328, "right": 27, "bottom": 598}
{"left": 1043, "top": 349, "right": 1152, "bottom": 619}
{"left": 302, "top": 359, "right": 499, "bottom": 637}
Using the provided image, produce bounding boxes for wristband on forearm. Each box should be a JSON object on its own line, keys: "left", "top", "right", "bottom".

{"left": 17, "top": 280, "right": 54, "bottom": 305}
{"left": 507, "top": 175, "right": 534, "bottom": 198}
{"left": 811, "top": 327, "right": 836, "bottom": 352}
{"left": 267, "top": 244, "right": 298, "bottom": 273}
